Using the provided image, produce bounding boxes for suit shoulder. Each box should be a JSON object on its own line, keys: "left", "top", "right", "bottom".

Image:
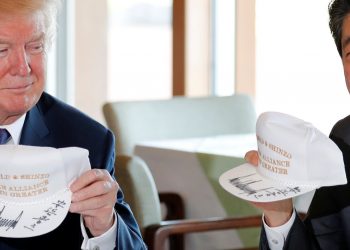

{"left": 36, "top": 93, "right": 115, "bottom": 149}
{"left": 330, "top": 115, "right": 350, "bottom": 144}
{"left": 37, "top": 92, "right": 108, "bottom": 134}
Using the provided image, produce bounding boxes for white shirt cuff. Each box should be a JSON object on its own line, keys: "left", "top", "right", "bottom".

{"left": 80, "top": 211, "right": 117, "bottom": 250}
{"left": 263, "top": 209, "right": 296, "bottom": 250}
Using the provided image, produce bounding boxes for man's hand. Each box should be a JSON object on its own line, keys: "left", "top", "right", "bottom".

{"left": 245, "top": 150, "right": 293, "bottom": 227}
{"left": 69, "top": 169, "right": 119, "bottom": 236}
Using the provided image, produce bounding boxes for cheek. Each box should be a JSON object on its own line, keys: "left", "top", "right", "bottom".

{"left": 0, "top": 59, "right": 11, "bottom": 79}
{"left": 20, "top": 56, "right": 46, "bottom": 107}
{"left": 30, "top": 57, "right": 46, "bottom": 89}
{"left": 342, "top": 60, "right": 350, "bottom": 93}
{"left": 344, "top": 72, "right": 350, "bottom": 94}
{"left": 30, "top": 56, "right": 46, "bottom": 79}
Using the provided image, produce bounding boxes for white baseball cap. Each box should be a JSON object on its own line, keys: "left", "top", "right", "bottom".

{"left": 0, "top": 145, "right": 91, "bottom": 237}
{"left": 219, "top": 111, "right": 347, "bottom": 202}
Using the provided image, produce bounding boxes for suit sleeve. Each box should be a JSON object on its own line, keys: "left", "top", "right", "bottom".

{"left": 102, "top": 130, "right": 147, "bottom": 250}
{"left": 259, "top": 215, "right": 321, "bottom": 250}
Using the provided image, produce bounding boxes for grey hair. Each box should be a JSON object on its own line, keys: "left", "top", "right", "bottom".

{"left": 42, "top": 0, "right": 62, "bottom": 50}
{"left": 0, "top": 0, "right": 62, "bottom": 50}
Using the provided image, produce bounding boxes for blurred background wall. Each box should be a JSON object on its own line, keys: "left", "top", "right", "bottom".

{"left": 48, "top": 0, "right": 350, "bottom": 134}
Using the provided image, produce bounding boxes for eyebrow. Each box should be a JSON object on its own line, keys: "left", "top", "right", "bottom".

{"left": 0, "top": 37, "right": 11, "bottom": 44}
{"left": 0, "top": 32, "right": 45, "bottom": 44}
{"left": 27, "top": 33, "right": 45, "bottom": 43}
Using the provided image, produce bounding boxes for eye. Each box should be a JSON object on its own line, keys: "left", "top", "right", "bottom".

{"left": 0, "top": 47, "right": 8, "bottom": 57}
{"left": 344, "top": 52, "right": 350, "bottom": 62}
{"left": 27, "top": 42, "right": 44, "bottom": 54}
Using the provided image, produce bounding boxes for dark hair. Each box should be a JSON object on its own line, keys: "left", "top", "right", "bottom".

{"left": 329, "top": 0, "right": 350, "bottom": 57}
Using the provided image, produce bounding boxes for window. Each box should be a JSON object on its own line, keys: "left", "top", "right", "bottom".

{"left": 46, "top": 0, "right": 74, "bottom": 104}
{"left": 211, "top": 0, "right": 235, "bottom": 96}
{"left": 256, "top": 0, "right": 350, "bottom": 133}
{"left": 107, "top": 0, "right": 173, "bottom": 101}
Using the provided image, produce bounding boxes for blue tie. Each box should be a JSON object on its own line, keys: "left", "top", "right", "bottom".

{"left": 0, "top": 128, "right": 10, "bottom": 144}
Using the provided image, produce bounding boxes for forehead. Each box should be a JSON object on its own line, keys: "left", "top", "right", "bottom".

{"left": 0, "top": 12, "right": 45, "bottom": 41}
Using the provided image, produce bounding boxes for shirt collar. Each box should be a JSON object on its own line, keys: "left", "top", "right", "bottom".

{"left": 0, "top": 114, "right": 27, "bottom": 145}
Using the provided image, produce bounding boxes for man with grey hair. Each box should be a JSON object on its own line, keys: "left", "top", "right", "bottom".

{"left": 0, "top": 0, "right": 145, "bottom": 249}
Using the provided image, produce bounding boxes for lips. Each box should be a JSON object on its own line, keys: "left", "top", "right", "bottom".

{"left": 1, "top": 76, "right": 36, "bottom": 90}
{"left": 7, "top": 82, "right": 33, "bottom": 89}
{"left": 0, "top": 82, "right": 34, "bottom": 94}
{"left": 2, "top": 82, "right": 33, "bottom": 91}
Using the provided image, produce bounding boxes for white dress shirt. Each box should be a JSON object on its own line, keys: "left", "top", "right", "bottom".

{"left": 263, "top": 209, "right": 296, "bottom": 250}
{"left": 1, "top": 114, "right": 117, "bottom": 250}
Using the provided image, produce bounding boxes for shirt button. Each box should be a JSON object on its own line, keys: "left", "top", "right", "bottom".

{"left": 92, "top": 246, "right": 100, "bottom": 250}
{"left": 272, "top": 239, "right": 278, "bottom": 244}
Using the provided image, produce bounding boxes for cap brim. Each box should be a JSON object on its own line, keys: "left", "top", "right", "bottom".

{"left": 219, "top": 163, "right": 317, "bottom": 202}
{"left": 0, "top": 188, "right": 71, "bottom": 238}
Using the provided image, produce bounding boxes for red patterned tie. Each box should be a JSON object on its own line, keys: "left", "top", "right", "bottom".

{"left": 0, "top": 128, "right": 10, "bottom": 144}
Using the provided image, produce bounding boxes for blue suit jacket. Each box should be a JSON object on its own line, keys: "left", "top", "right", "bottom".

{"left": 0, "top": 92, "right": 146, "bottom": 250}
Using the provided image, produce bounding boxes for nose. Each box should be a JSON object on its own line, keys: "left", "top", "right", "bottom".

{"left": 9, "top": 47, "right": 31, "bottom": 76}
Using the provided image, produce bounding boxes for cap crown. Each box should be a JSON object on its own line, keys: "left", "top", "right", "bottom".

{"left": 256, "top": 112, "right": 346, "bottom": 187}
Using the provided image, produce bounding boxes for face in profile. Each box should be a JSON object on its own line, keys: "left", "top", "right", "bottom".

{"left": 0, "top": 11, "right": 46, "bottom": 125}
{"left": 342, "top": 15, "right": 350, "bottom": 94}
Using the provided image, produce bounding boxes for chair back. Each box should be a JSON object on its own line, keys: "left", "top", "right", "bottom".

{"left": 103, "top": 94, "right": 256, "bottom": 154}
{"left": 115, "top": 155, "right": 162, "bottom": 235}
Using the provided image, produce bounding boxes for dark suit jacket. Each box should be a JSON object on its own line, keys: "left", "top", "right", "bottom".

{"left": 260, "top": 114, "right": 350, "bottom": 250}
{"left": 0, "top": 92, "right": 146, "bottom": 250}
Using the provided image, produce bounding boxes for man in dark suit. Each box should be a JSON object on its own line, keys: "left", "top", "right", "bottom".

{"left": 0, "top": 0, "right": 145, "bottom": 249}
{"left": 245, "top": 0, "right": 350, "bottom": 249}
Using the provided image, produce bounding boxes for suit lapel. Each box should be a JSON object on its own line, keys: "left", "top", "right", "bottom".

{"left": 20, "top": 104, "right": 50, "bottom": 146}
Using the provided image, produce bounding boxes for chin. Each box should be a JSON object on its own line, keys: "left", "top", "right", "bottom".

{"left": 5, "top": 101, "right": 35, "bottom": 117}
